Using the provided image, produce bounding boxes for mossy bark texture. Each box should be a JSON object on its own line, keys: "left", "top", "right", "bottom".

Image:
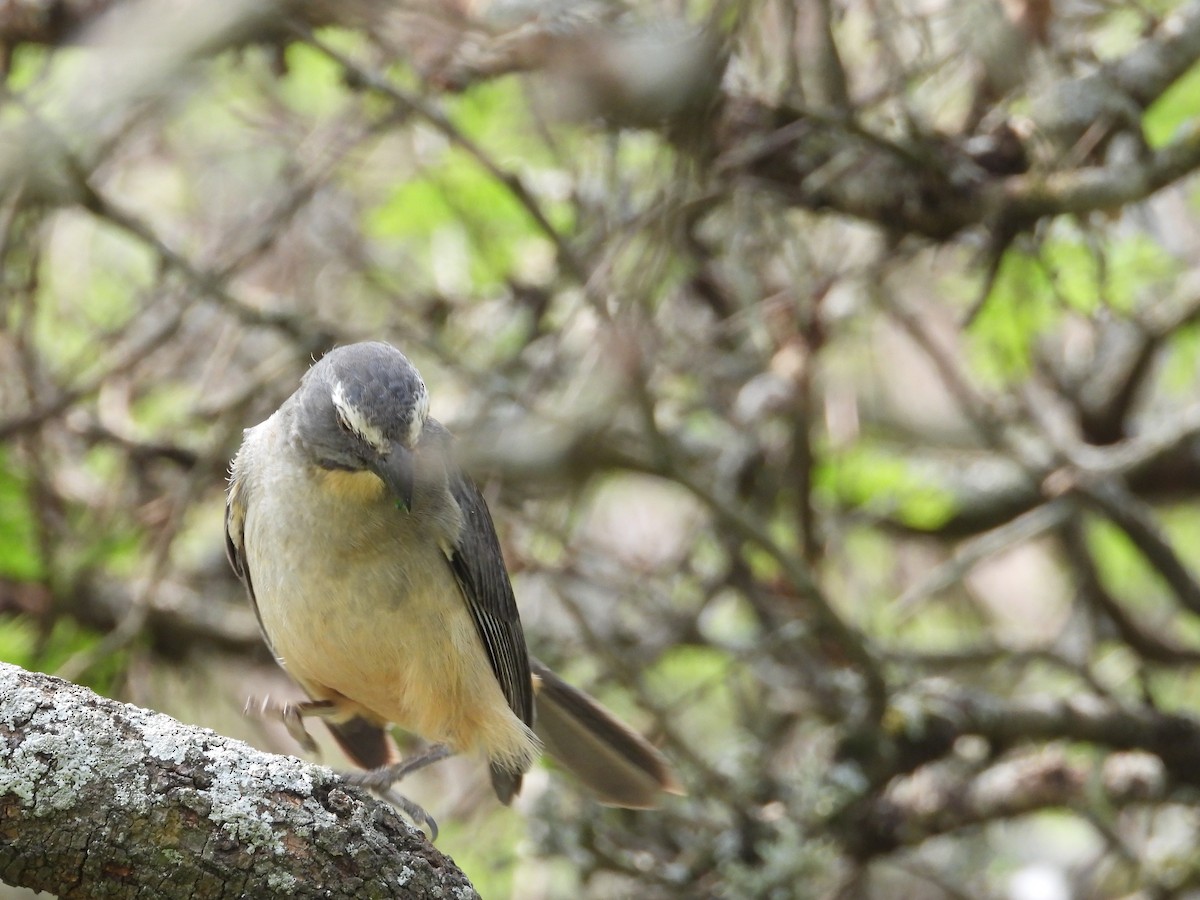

{"left": 0, "top": 662, "right": 479, "bottom": 899}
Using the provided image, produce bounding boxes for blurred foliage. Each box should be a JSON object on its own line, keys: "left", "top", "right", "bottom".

{"left": 0, "top": 455, "right": 42, "bottom": 582}
{"left": 3, "top": 0, "right": 1200, "bottom": 897}
{"left": 816, "top": 444, "right": 957, "bottom": 530}
{"left": 0, "top": 616, "right": 126, "bottom": 694}
{"left": 1145, "top": 62, "right": 1200, "bottom": 148}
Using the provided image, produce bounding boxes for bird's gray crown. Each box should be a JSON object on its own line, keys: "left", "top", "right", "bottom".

{"left": 292, "top": 342, "right": 430, "bottom": 469}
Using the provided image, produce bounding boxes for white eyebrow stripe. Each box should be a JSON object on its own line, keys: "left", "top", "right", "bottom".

{"left": 408, "top": 381, "right": 429, "bottom": 446}
{"left": 332, "top": 380, "right": 389, "bottom": 450}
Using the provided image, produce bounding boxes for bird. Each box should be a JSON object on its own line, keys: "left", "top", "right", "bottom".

{"left": 225, "top": 341, "right": 680, "bottom": 837}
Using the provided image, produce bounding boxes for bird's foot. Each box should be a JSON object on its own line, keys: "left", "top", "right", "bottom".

{"left": 344, "top": 743, "right": 454, "bottom": 792}
{"left": 342, "top": 744, "right": 453, "bottom": 842}
{"left": 246, "top": 695, "right": 337, "bottom": 756}
{"left": 380, "top": 788, "right": 440, "bottom": 842}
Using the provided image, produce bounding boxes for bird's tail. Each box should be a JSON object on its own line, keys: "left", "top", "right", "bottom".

{"left": 530, "top": 658, "right": 683, "bottom": 809}
{"left": 326, "top": 715, "right": 398, "bottom": 770}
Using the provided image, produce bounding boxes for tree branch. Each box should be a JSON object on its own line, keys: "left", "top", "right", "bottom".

{"left": 860, "top": 748, "right": 1165, "bottom": 855}
{"left": 837, "top": 681, "right": 1200, "bottom": 857}
{"left": 0, "top": 662, "right": 478, "bottom": 899}
{"left": 5, "top": 0, "right": 1200, "bottom": 245}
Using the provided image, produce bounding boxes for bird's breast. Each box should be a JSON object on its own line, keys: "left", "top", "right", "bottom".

{"left": 242, "top": 458, "right": 482, "bottom": 734}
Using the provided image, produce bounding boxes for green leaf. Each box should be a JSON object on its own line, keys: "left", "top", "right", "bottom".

{"left": 5, "top": 45, "right": 50, "bottom": 92}
{"left": 366, "top": 178, "right": 453, "bottom": 239}
{"left": 1087, "top": 518, "right": 1161, "bottom": 605}
{"left": 451, "top": 80, "right": 535, "bottom": 154}
{"left": 968, "top": 245, "right": 1059, "bottom": 382}
{"left": 0, "top": 452, "right": 43, "bottom": 581}
{"left": 280, "top": 33, "right": 359, "bottom": 116}
{"left": 1106, "top": 234, "right": 1178, "bottom": 309}
{"left": 1044, "top": 238, "right": 1100, "bottom": 313}
{"left": 366, "top": 148, "right": 556, "bottom": 291}
{"left": 967, "top": 233, "right": 1177, "bottom": 383}
{"left": 645, "top": 644, "right": 735, "bottom": 729}
{"left": 816, "top": 445, "right": 957, "bottom": 530}
{"left": 1161, "top": 324, "right": 1200, "bottom": 394}
{"left": 0, "top": 616, "right": 126, "bottom": 693}
{"left": 1091, "top": 6, "right": 1147, "bottom": 59}
{"left": 1144, "top": 61, "right": 1200, "bottom": 149}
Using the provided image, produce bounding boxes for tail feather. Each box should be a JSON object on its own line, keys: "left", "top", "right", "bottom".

{"left": 490, "top": 763, "right": 524, "bottom": 805}
{"left": 325, "top": 716, "right": 398, "bottom": 771}
{"left": 530, "top": 658, "right": 683, "bottom": 809}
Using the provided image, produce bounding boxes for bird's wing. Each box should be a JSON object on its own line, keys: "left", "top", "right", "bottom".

{"left": 225, "top": 470, "right": 273, "bottom": 652}
{"left": 443, "top": 471, "right": 535, "bottom": 731}
{"left": 225, "top": 464, "right": 396, "bottom": 771}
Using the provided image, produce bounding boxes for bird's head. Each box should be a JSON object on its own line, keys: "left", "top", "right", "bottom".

{"left": 292, "top": 342, "right": 430, "bottom": 510}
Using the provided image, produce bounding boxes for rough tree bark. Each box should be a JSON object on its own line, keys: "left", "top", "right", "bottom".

{"left": 0, "top": 662, "right": 479, "bottom": 899}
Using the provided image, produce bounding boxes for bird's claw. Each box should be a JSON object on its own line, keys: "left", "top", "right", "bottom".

{"left": 381, "top": 788, "right": 440, "bottom": 842}
{"left": 245, "top": 695, "right": 321, "bottom": 756}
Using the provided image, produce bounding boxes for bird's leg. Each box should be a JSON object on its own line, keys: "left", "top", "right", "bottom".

{"left": 247, "top": 698, "right": 443, "bottom": 840}
{"left": 343, "top": 743, "right": 453, "bottom": 842}
{"left": 246, "top": 696, "right": 338, "bottom": 756}
{"left": 345, "top": 742, "right": 454, "bottom": 792}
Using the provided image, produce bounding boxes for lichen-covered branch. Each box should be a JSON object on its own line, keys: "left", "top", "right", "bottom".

{"left": 0, "top": 662, "right": 478, "bottom": 900}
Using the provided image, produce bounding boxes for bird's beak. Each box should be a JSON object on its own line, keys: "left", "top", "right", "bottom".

{"left": 371, "top": 446, "right": 415, "bottom": 511}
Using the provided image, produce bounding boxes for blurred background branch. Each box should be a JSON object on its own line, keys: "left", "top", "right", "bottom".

{"left": 3, "top": 0, "right": 1200, "bottom": 897}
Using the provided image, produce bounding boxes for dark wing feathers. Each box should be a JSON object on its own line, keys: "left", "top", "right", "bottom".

{"left": 444, "top": 471, "right": 535, "bottom": 731}
{"left": 225, "top": 479, "right": 274, "bottom": 655}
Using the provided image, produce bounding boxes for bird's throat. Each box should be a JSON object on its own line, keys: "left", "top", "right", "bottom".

{"left": 315, "top": 467, "right": 388, "bottom": 503}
